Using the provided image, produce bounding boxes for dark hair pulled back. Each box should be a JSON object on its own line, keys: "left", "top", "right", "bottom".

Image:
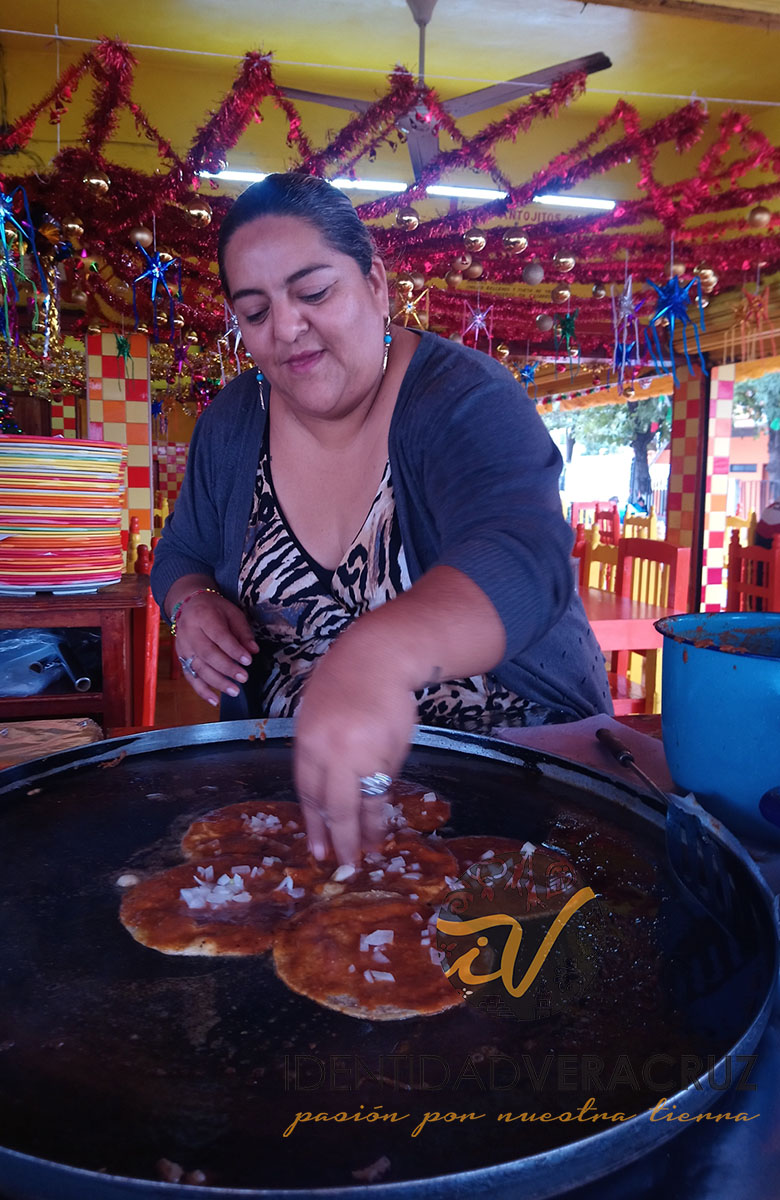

{"left": 217, "top": 172, "right": 378, "bottom": 297}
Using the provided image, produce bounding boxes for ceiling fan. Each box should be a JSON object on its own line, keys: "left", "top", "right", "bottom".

{"left": 279, "top": 0, "right": 611, "bottom": 181}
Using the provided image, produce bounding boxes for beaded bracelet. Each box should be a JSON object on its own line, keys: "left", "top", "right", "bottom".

{"left": 169, "top": 587, "right": 220, "bottom": 636}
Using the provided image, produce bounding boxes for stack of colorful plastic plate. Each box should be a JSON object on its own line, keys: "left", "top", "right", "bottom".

{"left": 0, "top": 435, "right": 128, "bottom": 595}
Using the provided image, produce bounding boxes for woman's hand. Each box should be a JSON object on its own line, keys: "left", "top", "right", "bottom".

{"left": 294, "top": 619, "right": 418, "bottom": 867}
{"left": 173, "top": 591, "right": 259, "bottom": 707}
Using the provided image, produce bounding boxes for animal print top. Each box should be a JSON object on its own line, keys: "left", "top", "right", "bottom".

{"left": 238, "top": 433, "right": 571, "bottom": 733}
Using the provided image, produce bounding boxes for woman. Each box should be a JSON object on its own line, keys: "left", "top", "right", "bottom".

{"left": 151, "top": 172, "right": 611, "bottom": 867}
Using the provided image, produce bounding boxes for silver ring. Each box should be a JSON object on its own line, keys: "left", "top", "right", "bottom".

{"left": 178, "top": 655, "right": 198, "bottom": 678}
{"left": 359, "top": 772, "right": 393, "bottom": 797}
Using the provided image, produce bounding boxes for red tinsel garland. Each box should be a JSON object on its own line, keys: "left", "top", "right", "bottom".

{"left": 3, "top": 36, "right": 780, "bottom": 366}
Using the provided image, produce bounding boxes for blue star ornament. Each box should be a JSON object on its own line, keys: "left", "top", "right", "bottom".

{"left": 644, "top": 274, "right": 707, "bottom": 386}
{"left": 133, "top": 245, "right": 182, "bottom": 340}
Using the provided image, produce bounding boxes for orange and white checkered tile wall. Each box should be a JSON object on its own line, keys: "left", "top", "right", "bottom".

{"left": 86, "top": 331, "right": 153, "bottom": 543}
{"left": 667, "top": 366, "right": 736, "bottom": 611}
{"left": 50, "top": 394, "right": 77, "bottom": 436}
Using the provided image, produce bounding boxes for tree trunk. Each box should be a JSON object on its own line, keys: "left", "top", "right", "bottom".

{"left": 768, "top": 426, "right": 780, "bottom": 503}
{"left": 630, "top": 430, "right": 654, "bottom": 504}
{"left": 565, "top": 427, "right": 576, "bottom": 464}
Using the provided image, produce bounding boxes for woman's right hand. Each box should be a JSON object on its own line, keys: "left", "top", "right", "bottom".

{"left": 172, "top": 590, "right": 259, "bottom": 707}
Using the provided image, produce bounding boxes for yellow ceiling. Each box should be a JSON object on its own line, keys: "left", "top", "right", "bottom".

{"left": 3, "top": 0, "right": 780, "bottom": 189}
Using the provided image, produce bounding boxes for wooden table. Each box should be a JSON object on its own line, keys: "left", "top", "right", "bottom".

{"left": 580, "top": 587, "right": 675, "bottom": 652}
{"left": 0, "top": 575, "right": 149, "bottom": 731}
{"left": 580, "top": 587, "right": 676, "bottom": 713}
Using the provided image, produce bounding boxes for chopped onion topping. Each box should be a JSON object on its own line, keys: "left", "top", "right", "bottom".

{"left": 364, "top": 929, "right": 394, "bottom": 946}
{"left": 429, "top": 946, "right": 442, "bottom": 965}
{"left": 405, "top": 873, "right": 421, "bottom": 880}
{"left": 364, "top": 851, "right": 383, "bottom": 865}
{"left": 372, "top": 949, "right": 391, "bottom": 965}
{"left": 348, "top": 964, "right": 356, "bottom": 973}
{"left": 408, "top": 892, "right": 419, "bottom": 900}
{"left": 244, "top": 812, "right": 283, "bottom": 833}
{"left": 411, "top": 912, "right": 423, "bottom": 923}
{"left": 116, "top": 873, "right": 139, "bottom": 888}
{"left": 422, "top": 791, "right": 437, "bottom": 803}
{"left": 331, "top": 863, "right": 356, "bottom": 883}
{"left": 273, "top": 874, "right": 305, "bottom": 899}
{"left": 249, "top": 866, "right": 264, "bottom": 878}
{"left": 197, "top": 865, "right": 215, "bottom": 882}
{"left": 445, "top": 875, "right": 465, "bottom": 890}
{"left": 231, "top": 865, "right": 251, "bottom": 875}
{"left": 371, "top": 970, "right": 395, "bottom": 982}
{"left": 479, "top": 850, "right": 495, "bottom": 860}
{"left": 368, "top": 869, "right": 384, "bottom": 883}
{"left": 387, "top": 856, "right": 405, "bottom": 873}
{"left": 180, "top": 870, "right": 251, "bottom": 910}
{"left": 262, "top": 856, "right": 281, "bottom": 867}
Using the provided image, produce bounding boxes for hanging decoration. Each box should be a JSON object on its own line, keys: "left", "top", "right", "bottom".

{"left": 554, "top": 309, "right": 579, "bottom": 377}
{"left": 115, "top": 332, "right": 134, "bottom": 387}
{"left": 132, "top": 243, "right": 182, "bottom": 341}
{"left": 644, "top": 274, "right": 707, "bottom": 386}
{"left": 461, "top": 296, "right": 494, "bottom": 355}
{"left": 0, "top": 185, "right": 49, "bottom": 345}
{"left": 519, "top": 359, "right": 541, "bottom": 399}
{"left": 610, "top": 272, "right": 643, "bottom": 393}
{"left": 2, "top": 38, "right": 780, "bottom": 374}
{"left": 393, "top": 284, "right": 430, "bottom": 330}
{"left": 724, "top": 281, "right": 777, "bottom": 362}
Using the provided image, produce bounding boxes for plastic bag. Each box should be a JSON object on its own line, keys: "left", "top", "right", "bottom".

{"left": 0, "top": 629, "right": 102, "bottom": 698}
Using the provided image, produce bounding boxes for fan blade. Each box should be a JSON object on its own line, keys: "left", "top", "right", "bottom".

{"left": 405, "top": 126, "right": 441, "bottom": 181}
{"left": 279, "top": 86, "right": 372, "bottom": 114}
{"left": 443, "top": 52, "right": 611, "bottom": 118}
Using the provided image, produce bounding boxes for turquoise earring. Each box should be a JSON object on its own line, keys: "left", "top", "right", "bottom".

{"left": 382, "top": 315, "right": 392, "bottom": 376}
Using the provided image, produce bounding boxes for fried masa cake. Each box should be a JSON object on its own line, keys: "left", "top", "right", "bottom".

{"left": 180, "top": 800, "right": 308, "bottom": 861}
{"left": 314, "top": 830, "right": 458, "bottom": 905}
{"left": 384, "top": 780, "right": 451, "bottom": 833}
{"left": 119, "top": 856, "right": 320, "bottom": 956}
{"left": 272, "top": 891, "right": 464, "bottom": 1020}
{"left": 441, "top": 836, "right": 581, "bottom": 915}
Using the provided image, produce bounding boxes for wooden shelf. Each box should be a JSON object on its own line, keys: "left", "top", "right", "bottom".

{"left": 0, "top": 693, "right": 104, "bottom": 719}
{"left": 0, "top": 575, "right": 148, "bottom": 729}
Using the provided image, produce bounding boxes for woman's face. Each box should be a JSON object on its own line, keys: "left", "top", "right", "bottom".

{"left": 223, "top": 214, "right": 389, "bottom": 421}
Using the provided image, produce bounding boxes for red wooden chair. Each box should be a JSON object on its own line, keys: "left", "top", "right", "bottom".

{"left": 594, "top": 502, "right": 621, "bottom": 546}
{"left": 570, "top": 500, "right": 597, "bottom": 530}
{"left": 725, "top": 530, "right": 780, "bottom": 612}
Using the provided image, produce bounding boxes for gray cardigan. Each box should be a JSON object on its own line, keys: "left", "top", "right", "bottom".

{"left": 151, "top": 331, "right": 612, "bottom": 719}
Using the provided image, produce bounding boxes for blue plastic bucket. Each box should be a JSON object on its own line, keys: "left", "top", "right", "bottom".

{"left": 655, "top": 612, "right": 780, "bottom": 844}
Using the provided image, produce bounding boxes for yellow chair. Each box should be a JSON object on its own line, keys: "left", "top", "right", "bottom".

{"left": 581, "top": 528, "right": 646, "bottom": 713}
{"left": 725, "top": 512, "right": 757, "bottom": 546}
{"left": 581, "top": 526, "right": 618, "bottom": 592}
{"left": 615, "top": 538, "right": 692, "bottom": 712}
{"left": 622, "top": 507, "right": 658, "bottom": 539}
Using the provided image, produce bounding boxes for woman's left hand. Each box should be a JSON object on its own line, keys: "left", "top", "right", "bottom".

{"left": 294, "top": 619, "right": 418, "bottom": 867}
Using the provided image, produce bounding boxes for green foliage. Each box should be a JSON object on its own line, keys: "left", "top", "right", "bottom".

{"left": 734, "top": 373, "right": 780, "bottom": 432}
{"left": 541, "top": 395, "right": 672, "bottom": 452}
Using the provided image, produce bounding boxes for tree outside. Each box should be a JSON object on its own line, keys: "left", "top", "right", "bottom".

{"left": 733, "top": 373, "right": 780, "bottom": 503}
{"left": 541, "top": 395, "right": 672, "bottom": 505}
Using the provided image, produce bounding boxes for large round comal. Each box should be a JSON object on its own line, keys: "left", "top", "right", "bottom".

{"left": 656, "top": 612, "right": 780, "bottom": 844}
